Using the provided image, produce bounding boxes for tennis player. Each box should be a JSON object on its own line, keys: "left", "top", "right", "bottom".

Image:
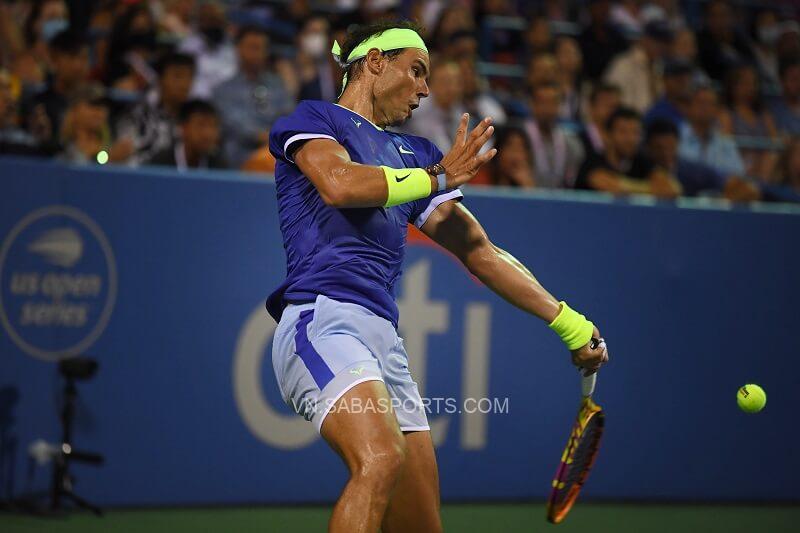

{"left": 266, "top": 20, "right": 609, "bottom": 533}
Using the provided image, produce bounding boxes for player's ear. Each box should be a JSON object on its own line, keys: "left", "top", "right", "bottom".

{"left": 365, "top": 48, "right": 385, "bottom": 76}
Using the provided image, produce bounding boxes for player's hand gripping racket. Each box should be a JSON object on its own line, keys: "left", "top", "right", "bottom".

{"left": 546, "top": 337, "right": 606, "bottom": 524}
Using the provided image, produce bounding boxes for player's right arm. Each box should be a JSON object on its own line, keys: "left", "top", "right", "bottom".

{"left": 292, "top": 113, "right": 496, "bottom": 208}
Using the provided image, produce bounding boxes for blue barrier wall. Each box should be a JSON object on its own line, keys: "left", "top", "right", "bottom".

{"left": 1, "top": 157, "right": 799, "bottom": 505}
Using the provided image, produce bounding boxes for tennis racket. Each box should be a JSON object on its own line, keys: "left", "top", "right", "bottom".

{"left": 546, "top": 337, "right": 606, "bottom": 524}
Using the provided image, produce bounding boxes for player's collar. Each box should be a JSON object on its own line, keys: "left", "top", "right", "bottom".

{"left": 334, "top": 103, "right": 384, "bottom": 131}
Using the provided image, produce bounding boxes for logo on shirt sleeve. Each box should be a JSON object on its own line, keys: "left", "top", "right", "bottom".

{"left": 398, "top": 145, "right": 415, "bottom": 155}
{"left": 350, "top": 117, "right": 362, "bottom": 128}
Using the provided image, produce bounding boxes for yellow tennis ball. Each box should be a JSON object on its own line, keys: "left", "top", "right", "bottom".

{"left": 737, "top": 384, "right": 766, "bottom": 413}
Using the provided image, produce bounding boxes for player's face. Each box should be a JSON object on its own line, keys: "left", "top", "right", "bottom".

{"left": 373, "top": 49, "right": 430, "bottom": 127}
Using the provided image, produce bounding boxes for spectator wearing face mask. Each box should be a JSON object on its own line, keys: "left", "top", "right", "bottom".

{"left": 17, "top": 0, "right": 69, "bottom": 85}
{"left": 179, "top": 0, "right": 236, "bottom": 98}
{"left": 212, "top": 26, "right": 294, "bottom": 169}
{"left": 297, "top": 16, "right": 338, "bottom": 102}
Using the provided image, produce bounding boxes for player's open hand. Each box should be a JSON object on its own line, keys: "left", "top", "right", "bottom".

{"left": 571, "top": 328, "right": 608, "bottom": 376}
{"left": 440, "top": 113, "right": 497, "bottom": 189}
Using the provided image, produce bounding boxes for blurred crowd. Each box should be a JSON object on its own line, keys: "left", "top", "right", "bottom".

{"left": 1, "top": 0, "right": 800, "bottom": 202}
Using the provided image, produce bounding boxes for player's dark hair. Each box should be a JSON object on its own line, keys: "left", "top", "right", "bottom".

{"left": 338, "top": 19, "right": 425, "bottom": 86}
{"left": 157, "top": 52, "right": 196, "bottom": 77}
{"left": 48, "top": 30, "right": 88, "bottom": 56}
{"left": 606, "top": 107, "right": 641, "bottom": 131}
{"left": 645, "top": 119, "right": 679, "bottom": 143}
{"left": 179, "top": 99, "right": 218, "bottom": 123}
{"left": 235, "top": 25, "right": 268, "bottom": 44}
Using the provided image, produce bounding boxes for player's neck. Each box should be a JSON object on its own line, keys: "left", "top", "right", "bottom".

{"left": 338, "top": 85, "right": 384, "bottom": 128}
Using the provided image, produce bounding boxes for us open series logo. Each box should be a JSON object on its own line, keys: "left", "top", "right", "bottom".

{"left": 0, "top": 206, "right": 117, "bottom": 361}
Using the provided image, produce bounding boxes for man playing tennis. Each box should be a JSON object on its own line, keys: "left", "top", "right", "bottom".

{"left": 267, "top": 20, "right": 609, "bottom": 533}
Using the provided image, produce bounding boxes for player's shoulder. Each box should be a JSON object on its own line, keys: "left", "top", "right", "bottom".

{"left": 279, "top": 100, "right": 336, "bottom": 121}
{"left": 386, "top": 130, "right": 444, "bottom": 162}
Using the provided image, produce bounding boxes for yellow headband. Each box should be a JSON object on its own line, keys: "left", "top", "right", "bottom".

{"left": 331, "top": 28, "right": 428, "bottom": 91}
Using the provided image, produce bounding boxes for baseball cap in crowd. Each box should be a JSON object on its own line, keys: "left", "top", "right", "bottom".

{"left": 644, "top": 20, "right": 675, "bottom": 43}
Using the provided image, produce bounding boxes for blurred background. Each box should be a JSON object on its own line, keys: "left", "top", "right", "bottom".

{"left": 1, "top": 0, "right": 799, "bottom": 532}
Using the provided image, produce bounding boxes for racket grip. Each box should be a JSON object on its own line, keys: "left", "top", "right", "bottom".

{"left": 581, "top": 372, "right": 596, "bottom": 397}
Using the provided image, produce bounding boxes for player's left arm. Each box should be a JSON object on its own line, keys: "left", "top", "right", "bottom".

{"left": 420, "top": 200, "right": 608, "bottom": 371}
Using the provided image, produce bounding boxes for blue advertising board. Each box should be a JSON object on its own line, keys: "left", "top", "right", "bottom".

{"left": 1, "top": 157, "right": 799, "bottom": 505}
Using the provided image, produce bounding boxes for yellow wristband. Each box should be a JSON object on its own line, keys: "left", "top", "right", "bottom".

{"left": 548, "top": 301, "right": 594, "bottom": 350}
{"left": 381, "top": 166, "right": 432, "bottom": 207}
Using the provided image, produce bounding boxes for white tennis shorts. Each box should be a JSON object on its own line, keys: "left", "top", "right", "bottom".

{"left": 271, "top": 294, "right": 429, "bottom": 433}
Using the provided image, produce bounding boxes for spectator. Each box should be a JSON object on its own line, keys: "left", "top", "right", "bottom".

{"left": 523, "top": 15, "right": 553, "bottom": 59}
{"left": 442, "top": 29, "right": 479, "bottom": 61}
{"left": 297, "top": 17, "right": 338, "bottom": 102}
{"left": 0, "top": 69, "right": 45, "bottom": 156}
{"left": 147, "top": 99, "right": 226, "bottom": 170}
{"left": 611, "top": 0, "right": 645, "bottom": 36}
{"left": 178, "top": 0, "right": 236, "bottom": 99}
{"left": 18, "top": 0, "right": 68, "bottom": 84}
{"left": 579, "top": 83, "right": 621, "bottom": 157}
{"left": 456, "top": 56, "right": 507, "bottom": 127}
{"left": 400, "top": 60, "right": 465, "bottom": 153}
{"left": 554, "top": 36, "right": 584, "bottom": 121}
{"left": 640, "top": 0, "right": 686, "bottom": 29}
{"left": 430, "top": 5, "right": 476, "bottom": 53}
{"left": 59, "top": 84, "right": 133, "bottom": 165}
{"left": 103, "top": 3, "right": 158, "bottom": 93}
{"left": 212, "top": 26, "right": 294, "bottom": 168}
{"left": 670, "top": 27, "right": 710, "bottom": 84}
{"left": 775, "top": 21, "right": 800, "bottom": 66}
{"left": 23, "top": 29, "right": 89, "bottom": 148}
{"left": 644, "top": 58, "right": 692, "bottom": 128}
{"left": 750, "top": 9, "right": 782, "bottom": 88}
{"left": 116, "top": 52, "right": 195, "bottom": 166}
{"left": 646, "top": 118, "right": 760, "bottom": 200}
{"left": 473, "top": 125, "right": 536, "bottom": 188}
{"left": 525, "top": 53, "right": 558, "bottom": 94}
{"left": 678, "top": 84, "right": 745, "bottom": 177}
{"left": 719, "top": 63, "right": 779, "bottom": 181}
{"left": 578, "top": 0, "right": 629, "bottom": 81}
{"left": 523, "top": 83, "right": 584, "bottom": 189}
{"left": 159, "top": 0, "right": 196, "bottom": 41}
{"left": 696, "top": 0, "right": 755, "bottom": 82}
{"left": 575, "top": 107, "right": 682, "bottom": 197}
{"left": 604, "top": 20, "right": 672, "bottom": 113}
{"left": 770, "top": 59, "right": 800, "bottom": 136}
{"left": 773, "top": 137, "right": 800, "bottom": 192}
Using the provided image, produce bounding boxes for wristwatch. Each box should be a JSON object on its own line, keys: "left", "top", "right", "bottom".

{"left": 425, "top": 163, "right": 447, "bottom": 192}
